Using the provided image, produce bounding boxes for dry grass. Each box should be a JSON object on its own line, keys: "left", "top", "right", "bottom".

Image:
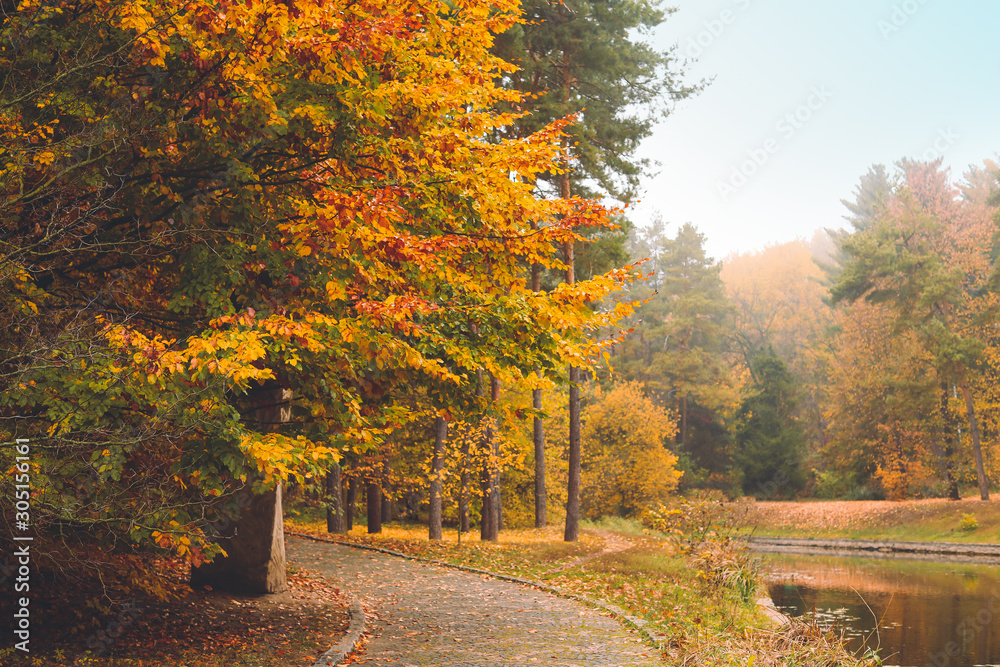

{"left": 745, "top": 496, "right": 1000, "bottom": 541}
{"left": 696, "top": 620, "right": 881, "bottom": 667}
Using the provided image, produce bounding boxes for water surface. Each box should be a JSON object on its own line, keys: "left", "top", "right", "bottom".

{"left": 762, "top": 552, "right": 1000, "bottom": 667}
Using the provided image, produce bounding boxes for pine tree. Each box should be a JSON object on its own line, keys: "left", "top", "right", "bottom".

{"left": 733, "top": 351, "right": 807, "bottom": 498}
{"left": 492, "top": 0, "right": 698, "bottom": 540}
{"left": 613, "top": 223, "right": 735, "bottom": 484}
{"left": 493, "top": 0, "right": 699, "bottom": 202}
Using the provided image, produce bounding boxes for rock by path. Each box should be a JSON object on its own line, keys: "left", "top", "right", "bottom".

{"left": 286, "top": 536, "right": 662, "bottom": 667}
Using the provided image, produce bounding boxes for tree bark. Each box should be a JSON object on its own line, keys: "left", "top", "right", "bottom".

{"left": 381, "top": 462, "right": 392, "bottom": 524}
{"left": 480, "top": 462, "right": 497, "bottom": 541}
{"left": 495, "top": 471, "right": 503, "bottom": 533}
{"left": 192, "top": 383, "right": 290, "bottom": 593}
{"left": 191, "top": 485, "right": 288, "bottom": 594}
{"left": 325, "top": 463, "right": 345, "bottom": 534}
{"left": 530, "top": 222, "right": 547, "bottom": 529}
{"left": 562, "top": 161, "right": 581, "bottom": 542}
{"left": 959, "top": 378, "right": 990, "bottom": 500}
{"left": 491, "top": 376, "right": 503, "bottom": 535}
{"left": 479, "top": 402, "right": 498, "bottom": 540}
{"left": 533, "top": 384, "right": 547, "bottom": 528}
{"left": 459, "top": 438, "right": 470, "bottom": 533}
{"left": 381, "top": 494, "right": 392, "bottom": 524}
{"left": 345, "top": 476, "right": 357, "bottom": 530}
{"left": 429, "top": 416, "right": 447, "bottom": 540}
{"left": 565, "top": 365, "right": 581, "bottom": 542}
{"left": 477, "top": 372, "right": 498, "bottom": 541}
{"left": 939, "top": 382, "right": 961, "bottom": 500}
{"left": 366, "top": 482, "right": 382, "bottom": 534}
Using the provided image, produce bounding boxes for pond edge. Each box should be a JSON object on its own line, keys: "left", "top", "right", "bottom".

{"left": 750, "top": 536, "right": 1000, "bottom": 564}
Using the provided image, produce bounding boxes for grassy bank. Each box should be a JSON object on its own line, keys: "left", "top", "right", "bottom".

{"left": 286, "top": 505, "right": 877, "bottom": 667}
{"left": 744, "top": 497, "right": 1000, "bottom": 543}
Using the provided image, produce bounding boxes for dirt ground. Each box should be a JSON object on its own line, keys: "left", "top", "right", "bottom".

{"left": 2, "top": 562, "right": 349, "bottom": 667}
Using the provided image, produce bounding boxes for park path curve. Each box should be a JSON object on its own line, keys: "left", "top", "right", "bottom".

{"left": 286, "top": 536, "right": 662, "bottom": 667}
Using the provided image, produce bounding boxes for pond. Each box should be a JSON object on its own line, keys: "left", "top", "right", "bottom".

{"left": 762, "top": 551, "right": 1000, "bottom": 667}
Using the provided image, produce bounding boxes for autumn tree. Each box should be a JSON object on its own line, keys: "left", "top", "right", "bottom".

{"left": 721, "top": 240, "right": 836, "bottom": 456}
{"left": 492, "top": 0, "right": 697, "bottom": 541}
{"left": 493, "top": 0, "right": 698, "bottom": 201}
{"left": 831, "top": 159, "right": 1000, "bottom": 500}
{"left": 656, "top": 224, "right": 733, "bottom": 447}
{"left": 823, "top": 301, "right": 939, "bottom": 499}
{"left": 428, "top": 416, "right": 448, "bottom": 540}
{"left": 0, "top": 0, "right": 643, "bottom": 594}
{"left": 611, "top": 222, "right": 734, "bottom": 487}
{"left": 722, "top": 241, "right": 834, "bottom": 381}
{"left": 580, "top": 382, "right": 680, "bottom": 517}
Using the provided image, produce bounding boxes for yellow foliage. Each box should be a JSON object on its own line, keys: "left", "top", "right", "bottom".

{"left": 874, "top": 447, "right": 931, "bottom": 501}
{"left": 1, "top": 0, "right": 647, "bottom": 575}
{"left": 581, "top": 382, "right": 681, "bottom": 518}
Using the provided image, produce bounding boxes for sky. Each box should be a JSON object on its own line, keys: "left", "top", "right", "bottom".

{"left": 626, "top": 0, "right": 1000, "bottom": 261}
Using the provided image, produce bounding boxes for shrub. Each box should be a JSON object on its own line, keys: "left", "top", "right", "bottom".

{"left": 642, "top": 498, "right": 759, "bottom": 602}
{"left": 580, "top": 382, "right": 681, "bottom": 518}
{"left": 960, "top": 513, "right": 978, "bottom": 532}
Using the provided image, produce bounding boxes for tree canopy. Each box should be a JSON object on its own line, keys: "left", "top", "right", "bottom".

{"left": 0, "top": 0, "right": 644, "bottom": 580}
{"left": 491, "top": 0, "right": 699, "bottom": 202}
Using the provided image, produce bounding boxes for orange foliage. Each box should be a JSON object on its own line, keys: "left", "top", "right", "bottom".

{"left": 0, "top": 0, "right": 643, "bottom": 564}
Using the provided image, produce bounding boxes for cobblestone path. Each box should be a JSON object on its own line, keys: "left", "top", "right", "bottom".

{"left": 287, "top": 536, "right": 662, "bottom": 666}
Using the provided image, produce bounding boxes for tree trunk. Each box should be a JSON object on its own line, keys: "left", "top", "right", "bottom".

{"left": 479, "top": 426, "right": 498, "bottom": 540}
{"left": 192, "top": 384, "right": 290, "bottom": 593}
{"left": 495, "top": 471, "right": 503, "bottom": 533}
{"left": 366, "top": 482, "right": 382, "bottom": 534}
{"left": 345, "top": 476, "right": 357, "bottom": 530}
{"left": 562, "top": 163, "right": 581, "bottom": 541}
{"left": 939, "top": 382, "right": 961, "bottom": 500}
{"left": 959, "top": 378, "right": 989, "bottom": 501}
{"left": 533, "top": 384, "right": 547, "bottom": 528}
{"left": 381, "top": 494, "right": 392, "bottom": 524}
{"left": 381, "top": 462, "right": 392, "bottom": 524}
{"left": 491, "top": 376, "right": 502, "bottom": 535}
{"left": 530, "top": 222, "right": 547, "bottom": 529}
{"left": 479, "top": 373, "right": 499, "bottom": 541}
{"left": 480, "top": 465, "right": 497, "bottom": 540}
{"left": 191, "top": 485, "right": 288, "bottom": 594}
{"left": 429, "top": 417, "right": 447, "bottom": 540}
{"left": 325, "top": 463, "right": 345, "bottom": 534}
{"left": 459, "top": 439, "right": 470, "bottom": 533}
{"left": 565, "top": 365, "right": 581, "bottom": 542}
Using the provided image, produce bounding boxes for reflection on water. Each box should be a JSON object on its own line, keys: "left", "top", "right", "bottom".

{"left": 763, "top": 552, "right": 1000, "bottom": 667}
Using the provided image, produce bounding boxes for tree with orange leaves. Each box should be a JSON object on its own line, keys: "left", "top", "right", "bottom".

{"left": 0, "top": 0, "right": 641, "bottom": 592}
{"left": 831, "top": 159, "right": 1000, "bottom": 500}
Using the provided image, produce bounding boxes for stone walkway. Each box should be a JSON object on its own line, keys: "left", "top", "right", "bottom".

{"left": 286, "top": 536, "right": 663, "bottom": 666}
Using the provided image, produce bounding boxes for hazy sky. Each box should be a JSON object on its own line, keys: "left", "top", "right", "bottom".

{"left": 627, "top": 0, "right": 1000, "bottom": 261}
